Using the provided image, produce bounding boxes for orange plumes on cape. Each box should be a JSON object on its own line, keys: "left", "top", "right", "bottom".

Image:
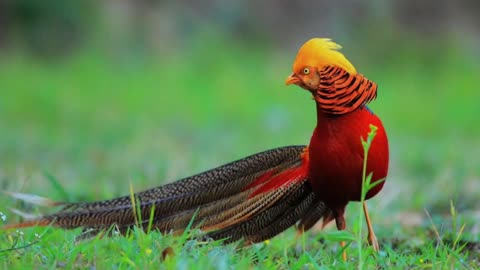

{"left": 3, "top": 38, "right": 389, "bottom": 252}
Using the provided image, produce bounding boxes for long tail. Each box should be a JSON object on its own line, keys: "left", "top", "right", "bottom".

{"left": 3, "top": 146, "right": 330, "bottom": 243}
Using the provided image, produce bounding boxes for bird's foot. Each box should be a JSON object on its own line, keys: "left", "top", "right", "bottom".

{"left": 367, "top": 231, "right": 379, "bottom": 251}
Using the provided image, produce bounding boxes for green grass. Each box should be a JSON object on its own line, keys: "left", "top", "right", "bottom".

{"left": 1, "top": 37, "right": 479, "bottom": 269}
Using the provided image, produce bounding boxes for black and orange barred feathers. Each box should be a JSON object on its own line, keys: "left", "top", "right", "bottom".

{"left": 4, "top": 146, "right": 331, "bottom": 244}
{"left": 314, "top": 65, "right": 378, "bottom": 115}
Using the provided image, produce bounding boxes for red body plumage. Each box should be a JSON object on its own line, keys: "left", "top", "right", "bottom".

{"left": 308, "top": 105, "right": 389, "bottom": 223}
{"left": 244, "top": 104, "right": 389, "bottom": 231}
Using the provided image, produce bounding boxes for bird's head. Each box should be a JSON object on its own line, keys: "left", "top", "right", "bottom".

{"left": 285, "top": 38, "right": 356, "bottom": 91}
{"left": 285, "top": 38, "right": 378, "bottom": 115}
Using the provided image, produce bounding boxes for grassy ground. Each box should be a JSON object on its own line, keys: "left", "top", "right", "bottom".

{"left": 0, "top": 37, "right": 479, "bottom": 269}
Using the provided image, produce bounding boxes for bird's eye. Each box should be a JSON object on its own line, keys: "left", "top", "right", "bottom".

{"left": 303, "top": 68, "right": 310, "bottom": 75}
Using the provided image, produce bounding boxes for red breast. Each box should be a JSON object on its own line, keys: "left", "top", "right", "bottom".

{"left": 307, "top": 106, "right": 389, "bottom": 208}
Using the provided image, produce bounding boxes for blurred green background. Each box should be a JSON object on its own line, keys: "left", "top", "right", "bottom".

{"left": 0, "top": 1, "right": 479, "bottom": 239}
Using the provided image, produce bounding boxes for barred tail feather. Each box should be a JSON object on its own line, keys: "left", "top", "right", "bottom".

{"left": 297, "top": 201, "right": 331, "bottom": 232}
{"left": 4, "top": 146, "right": 327, "bottom": 243}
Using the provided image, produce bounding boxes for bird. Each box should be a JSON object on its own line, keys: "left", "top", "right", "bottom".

{"left": 3, "top": 38, "right": 389, "bottom": 257}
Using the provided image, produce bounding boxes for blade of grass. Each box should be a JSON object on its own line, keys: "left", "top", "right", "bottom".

{"left": 357, "top": 124, "right": 378, "bottom": 269}
{"left": 43, "top": 171, "right": 70, "bottom": 201}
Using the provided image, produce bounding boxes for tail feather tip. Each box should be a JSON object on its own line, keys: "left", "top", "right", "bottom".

{"left": 4, "top": 191, "right": 63, "bottom": 207}
{"left": 1, "top": 219, "right": 50, "bottom": 230}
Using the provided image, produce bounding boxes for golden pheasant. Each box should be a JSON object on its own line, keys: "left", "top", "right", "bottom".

{"left": 4, "top": 38, "right": 389, "bottom": 255}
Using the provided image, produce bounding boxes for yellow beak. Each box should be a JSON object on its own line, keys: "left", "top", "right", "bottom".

{"left": 285, "top": 73, "right": 300, "bottom": 85}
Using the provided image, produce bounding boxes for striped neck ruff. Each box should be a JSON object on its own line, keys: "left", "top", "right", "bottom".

{"left": 314, "top": 66, "right": 377, "bottom": 115}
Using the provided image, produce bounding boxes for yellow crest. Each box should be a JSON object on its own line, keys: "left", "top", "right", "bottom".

{"left": 292, "top": 38, "right": 357, "bottom": 75}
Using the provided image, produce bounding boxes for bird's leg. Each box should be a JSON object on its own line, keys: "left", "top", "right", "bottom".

{"left": 334, "top": 208, "right": 347, "bottom": 262}
{"left": 362, "top": 201, "right": 379, "bottom": 251}
{"left": 339, "top": 241, "right": 347, "bottom": 261}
